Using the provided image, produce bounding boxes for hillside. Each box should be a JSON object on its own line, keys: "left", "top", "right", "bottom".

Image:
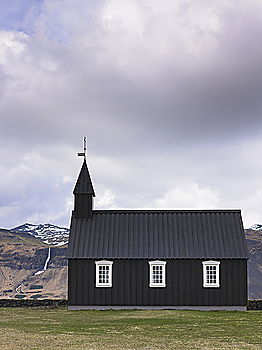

{"left": 245, "top": 229, "right": 262, "bottom": 299}
{"left": 0, "top": 229, "right": 67, "bottom": 299}
{"left": 0, "top": 224, "right": 261, "bottom": 300}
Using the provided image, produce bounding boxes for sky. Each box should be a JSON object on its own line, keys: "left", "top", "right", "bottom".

{"left": 0, "top": 0, "right": 262, "bottom": 229}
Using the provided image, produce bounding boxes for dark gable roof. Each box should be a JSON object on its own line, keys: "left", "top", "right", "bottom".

{"left": 68, "top": 210, "right": 249, "bottom": 259}
{"left": 73, "top": 159, "right": 95, "bottom": 196}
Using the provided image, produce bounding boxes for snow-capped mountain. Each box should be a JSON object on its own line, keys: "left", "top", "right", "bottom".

{"left": 10, "top": 223, "right": 69, "bottom": 246}
{"left": 250, "top": 224, "right": 262, "bottom": 231}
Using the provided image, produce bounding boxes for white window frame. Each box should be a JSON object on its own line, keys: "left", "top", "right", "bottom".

{"left": 149, "top": 261, "right": 166, "bottom": 287}
{"left": 202, "top": 260, "right": 220, "bottom": 288}
{"left": 95, "top": 260, "right": 113, "bottom": 287}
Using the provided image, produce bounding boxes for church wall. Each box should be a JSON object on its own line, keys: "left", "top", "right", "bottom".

{"left": 68, "top": 259, "right": 247, "bottom": 307}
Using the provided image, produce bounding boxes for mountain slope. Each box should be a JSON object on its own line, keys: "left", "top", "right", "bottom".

{"left": 0, "top": 229, "right": 67, "bottom": 299}
{"left": 245, "top": 229, "right": 262, "bottom": 299}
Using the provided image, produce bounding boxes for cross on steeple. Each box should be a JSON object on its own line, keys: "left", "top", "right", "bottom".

{"left": 77, "top": 137, "right": 87, "bottom": 159}
{"left": 74, "top": 137, "right": 95, "bottom": 219}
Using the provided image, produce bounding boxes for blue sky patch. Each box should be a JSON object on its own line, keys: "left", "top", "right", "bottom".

{"left": 0, "top": 0, "right": 43, "bottom": 32}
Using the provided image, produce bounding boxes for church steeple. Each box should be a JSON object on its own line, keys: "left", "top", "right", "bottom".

{"left": 73, "top": 139, "right": 95, "bottom": 219}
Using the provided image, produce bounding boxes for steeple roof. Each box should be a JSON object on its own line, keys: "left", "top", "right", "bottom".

{"left": 73, "top": 159, "right": 95, "bottom": 196}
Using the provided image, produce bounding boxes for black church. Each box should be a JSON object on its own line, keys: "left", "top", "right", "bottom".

{"left": 67, "top": 158, "right": 249, "bottom": 310}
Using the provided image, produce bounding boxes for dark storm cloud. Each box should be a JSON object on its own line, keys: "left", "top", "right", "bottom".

{"left": 2, "top": 0, "right": 262, "bottom": 151}
{"left": 0, "top": 0, "right": 262, "bottom": 227}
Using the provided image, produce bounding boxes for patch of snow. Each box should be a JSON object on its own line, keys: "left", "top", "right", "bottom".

{"left": 11, "top": 223, "right": 69, "bottom": 246}
{"left": 55, "top": 241, "right": 67, "bottom": 246}
{"left": 250, "top": 224, "right": 262, "bottom": 231}
{"left": 15, "top": 284, "right": 22, "bottom": 293}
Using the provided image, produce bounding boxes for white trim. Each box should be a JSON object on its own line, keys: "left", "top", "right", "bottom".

{"left": 202, "top": 260, "right": 220, "bottom": 288}
{"left": 69, "top": 305, "right": 247, "bottom": 311}
{"left": 95, "top": 260, "right": 113, "bottom": 287}
{"left": 149, "top": 261, "right": 166, "bottom": 287}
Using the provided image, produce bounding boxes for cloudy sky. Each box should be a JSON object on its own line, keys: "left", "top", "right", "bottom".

{"left": 0, "top": 0, "right": 262, "bottom": 229}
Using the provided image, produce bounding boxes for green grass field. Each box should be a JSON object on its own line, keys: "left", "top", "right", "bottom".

{"left": 0, "top": 307, "right": 261, "bottom": 350}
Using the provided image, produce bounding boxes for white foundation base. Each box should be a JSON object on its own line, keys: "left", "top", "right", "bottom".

{"left": 68, "top": 305, "right": 246, "bottom": 311}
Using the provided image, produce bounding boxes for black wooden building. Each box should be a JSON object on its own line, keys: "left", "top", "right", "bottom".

{"left": 67, "top": 159, "right": 249, "bottom": 310}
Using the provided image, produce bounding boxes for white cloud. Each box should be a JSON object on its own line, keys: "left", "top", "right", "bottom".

{"left": 0, "top": 202, "right": 19, "bottom": 218}
{"left": 96, "top": 189, "right": 116, "bottom": 209}
{"left": 0, "top": 30, "right": 28, "bottom": 64}
{"left": 155, "top": 183, "right": 219, "bottom": 210}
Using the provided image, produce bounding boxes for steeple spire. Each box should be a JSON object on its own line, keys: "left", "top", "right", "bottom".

{"left": 73, "top": 138, "right": 95, "bottom": 219}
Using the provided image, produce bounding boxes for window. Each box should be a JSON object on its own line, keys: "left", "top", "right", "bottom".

{"left": 149, "top": 261, "right": 166, "bottom": 287}
{"left": 95, "top": 260, "right": 113, "bottom": 287}
{"left": 202, "top": 261, "right": 220, "bottom": 288}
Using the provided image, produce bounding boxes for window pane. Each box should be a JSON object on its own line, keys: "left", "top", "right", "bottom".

{"left": 99, "top": 265, "right": 110, "bottom": 284}
{"left": 206, "top": 265, "right": 217, "bottom": 285}
{"left": 152, "top": 265, "right": 163, "bottom": 284}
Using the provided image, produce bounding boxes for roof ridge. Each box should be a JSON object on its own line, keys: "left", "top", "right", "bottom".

{"left": 92, "top": 209, "right": 241, "bottom": 214}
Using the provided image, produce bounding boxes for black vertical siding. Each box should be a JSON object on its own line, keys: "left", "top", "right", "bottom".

{"left": 74, "top": 195, "right": 93, "bottom": 219}
{"left": 68, "top": 259, "right": 247, "bottom": 306}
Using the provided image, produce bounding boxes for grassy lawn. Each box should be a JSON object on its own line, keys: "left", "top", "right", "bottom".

{"left": 0, "top": 308, "right": 261, "bottom": 350}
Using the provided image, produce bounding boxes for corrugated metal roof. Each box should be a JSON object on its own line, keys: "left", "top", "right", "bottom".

{"left": 73, "top": 159, "right": 95, "bottom": 196}
{"left": 67, "top": 210, "right": 249, "bottom": 259}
